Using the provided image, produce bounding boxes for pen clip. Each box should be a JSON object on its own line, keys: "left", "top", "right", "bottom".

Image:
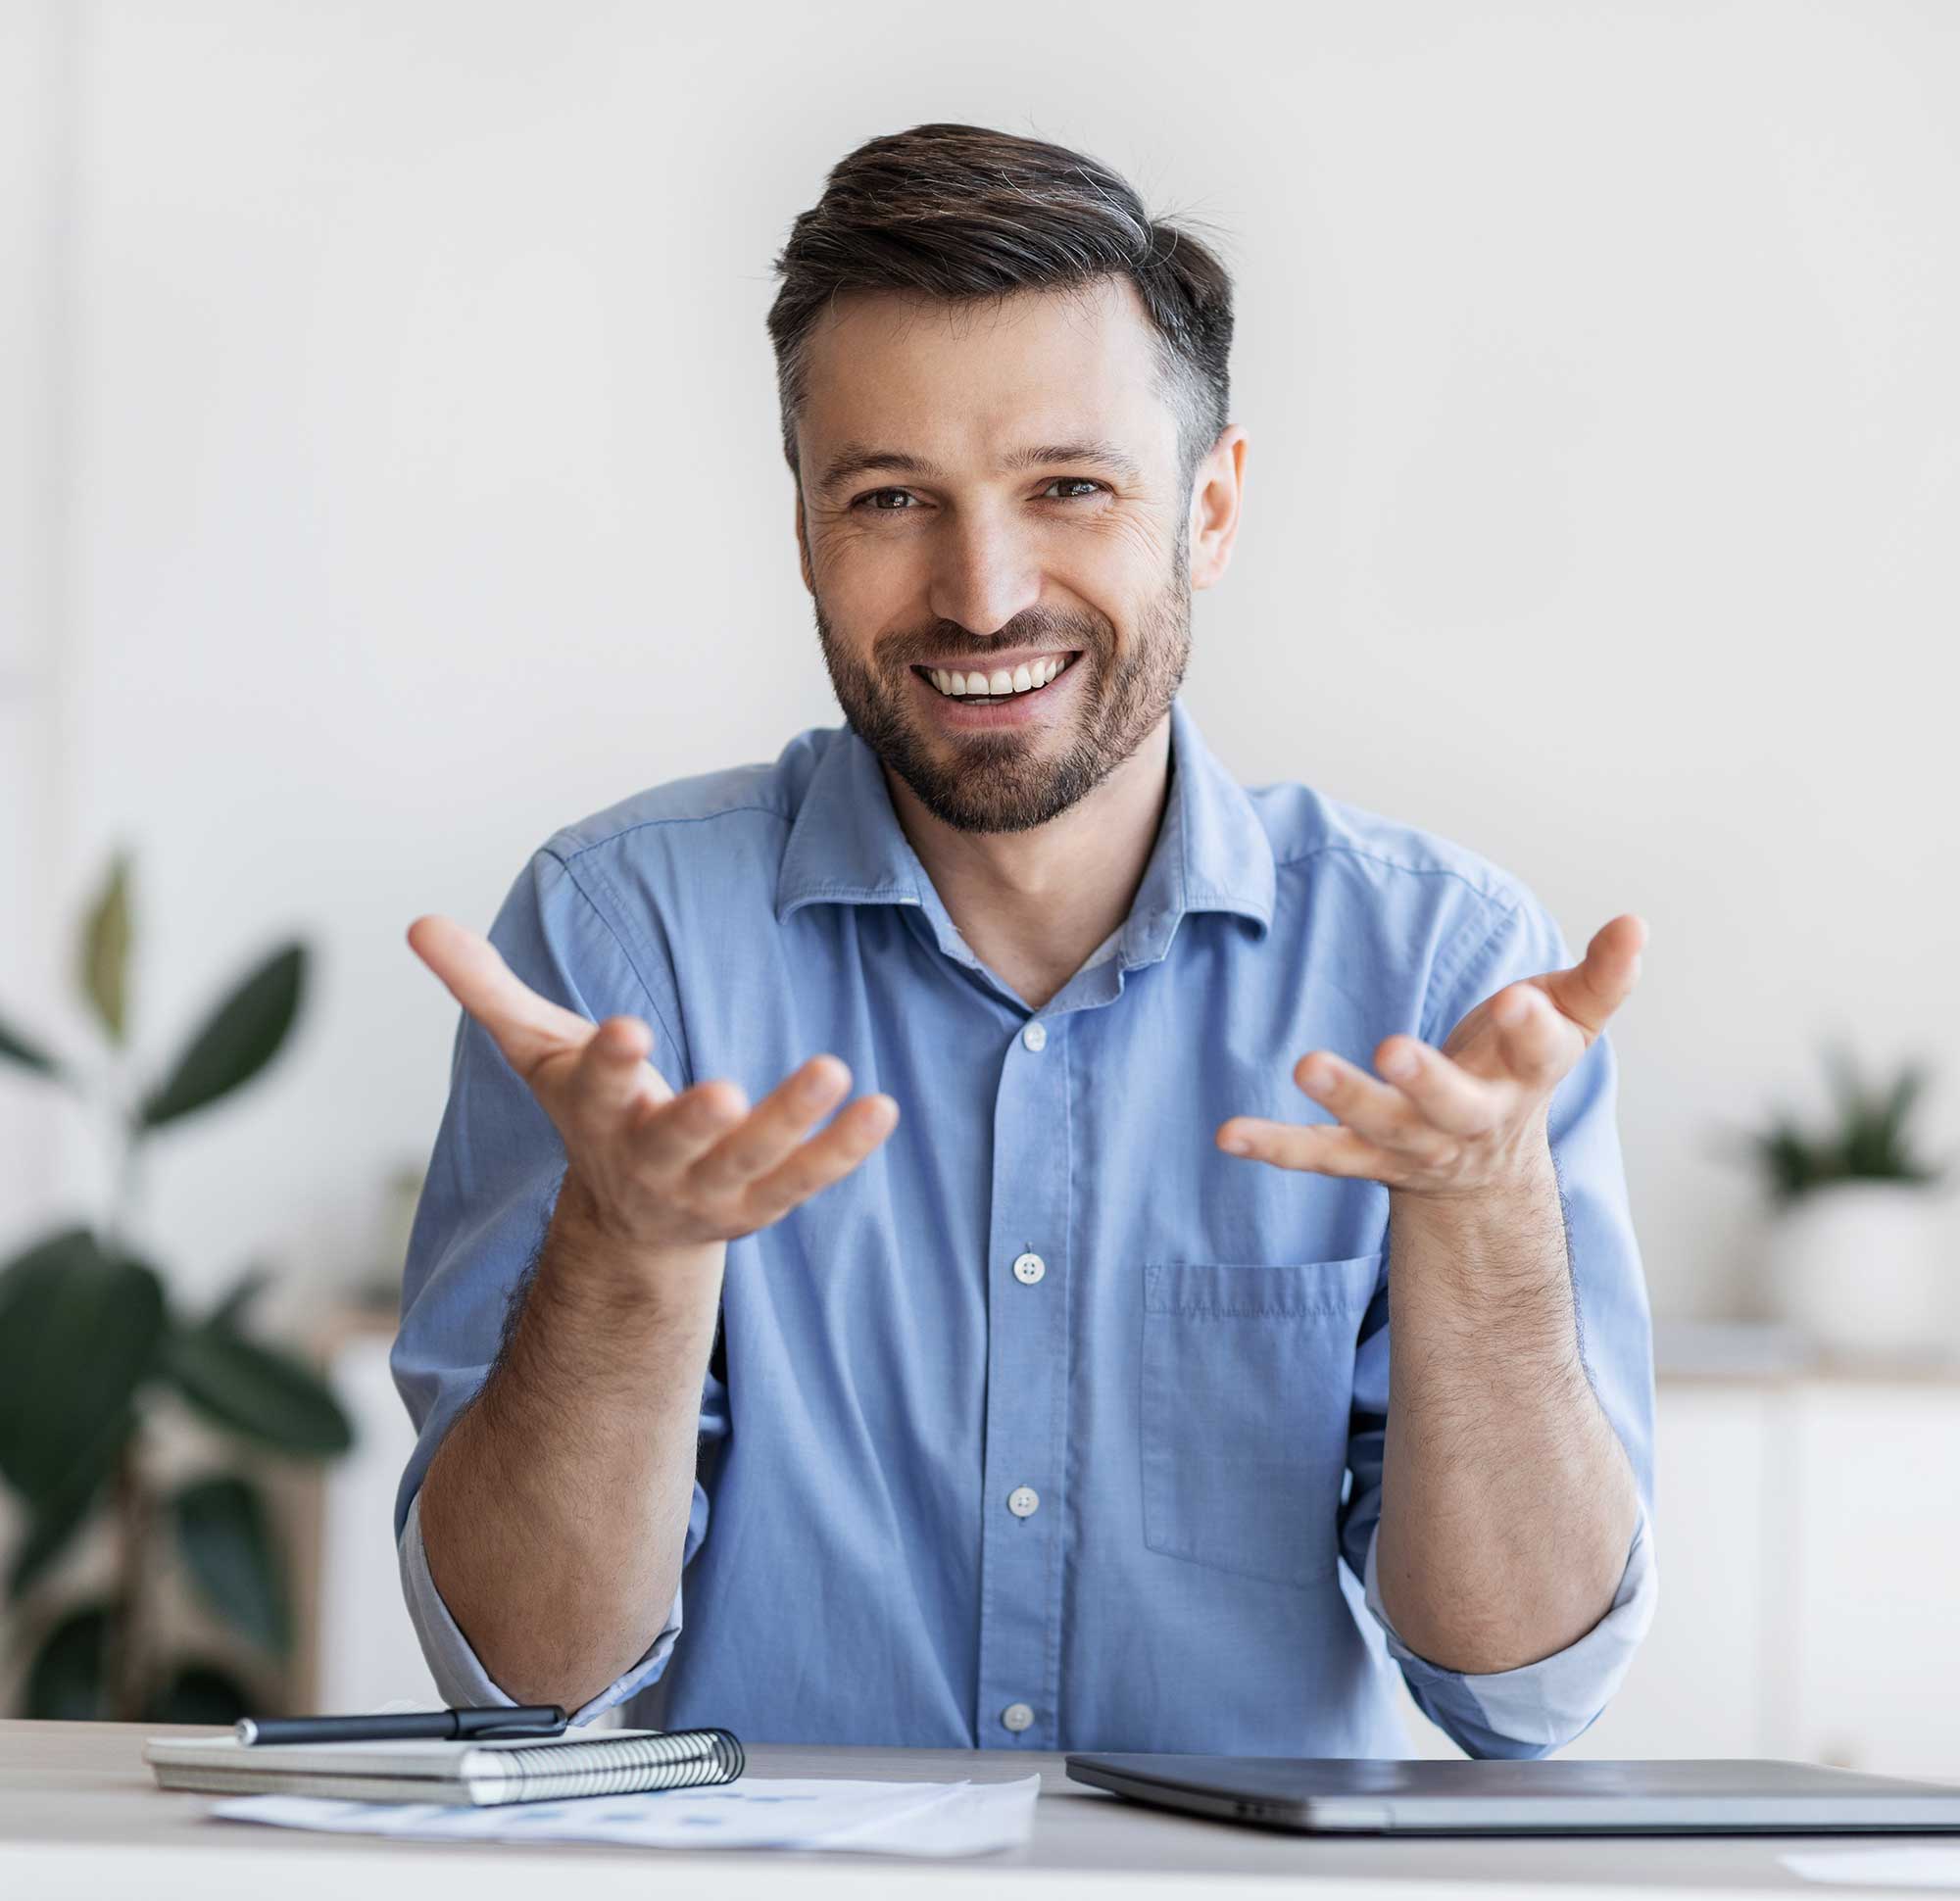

{"left": 457, "top": 1706, "right": 569, "bottom": 1739}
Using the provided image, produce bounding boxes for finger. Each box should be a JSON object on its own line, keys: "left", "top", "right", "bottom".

{"left": 737, "top": 1093, "right": 902, "bottom": 1228}
{"left": 562, "top": 1015, "right": 673, "bottom": 1131}
{"left": 1216, "top": 1115, "right": 1397, "bottom": 1180}
{"left": 1540, "top": 912, "right": 1647, "bottom": 1039}
{"left": 1490, "top": 983, "right": 1575, "bottom": 1088}
{"left": 1373, "top": 1035, "right": 1503, "bottom": 1138}
{"left": 407, "top": 915, "right": 593, "bottom": 1074}
{"left": 1291, "top": 1050, "right": 1456, "bottom": 1164}
{"left": 628, "top": 1074, "right": 755, "bottom": 1161}
{"left": 686, "top": 1056, "right": 858, "bottom": 1196}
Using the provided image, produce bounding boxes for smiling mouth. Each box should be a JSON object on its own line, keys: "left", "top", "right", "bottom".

{"left": 912, "top": 652, "right": 1083, "bottom": 705}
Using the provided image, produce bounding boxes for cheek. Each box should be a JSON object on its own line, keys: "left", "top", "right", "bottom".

{"left": 813, "top": 527, "right": 920, "bottom": 593}
{"left": 1030, "top": 498, "right": 1171, "bottom": 573}
{"left": 808, "top": 541, "right": 907, "bottom": 623}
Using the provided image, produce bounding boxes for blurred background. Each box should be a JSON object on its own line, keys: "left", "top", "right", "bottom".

{"left": 2, "top": 0, "right": 1956, "bottom": 1766}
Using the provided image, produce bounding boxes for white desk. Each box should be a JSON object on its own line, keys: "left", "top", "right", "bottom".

{"left": 0, "top": 1720, "right": 1946, "bottom": 1898}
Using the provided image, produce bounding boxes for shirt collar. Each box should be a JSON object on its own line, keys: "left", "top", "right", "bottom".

{"left": 774, "top": 697, "right": 1275, "bottom": 967}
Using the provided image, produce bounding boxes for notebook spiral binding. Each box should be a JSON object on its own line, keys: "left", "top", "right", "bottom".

{"left": 489, "top": 1728, "right": 745, "bottom": 1797}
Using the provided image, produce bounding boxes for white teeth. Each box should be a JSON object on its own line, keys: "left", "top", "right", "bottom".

{"left": 927, "top": 656, "right": 1068, "bottom": 699}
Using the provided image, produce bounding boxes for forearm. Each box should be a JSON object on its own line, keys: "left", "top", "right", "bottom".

{"left": 417, "top": 1171, "right": 725, "bottom": 1710}
{"left": 1375, "top": 1141, "right": 1639, "bottom": 1674}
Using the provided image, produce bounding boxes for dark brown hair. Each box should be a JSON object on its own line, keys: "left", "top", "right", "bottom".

{"left": 765, "top": 122, "right": 1237, "bottom": 507}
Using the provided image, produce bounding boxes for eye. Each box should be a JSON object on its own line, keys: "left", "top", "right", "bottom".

{"left": 850, "top": 478, "right": 1111, "bottom": 513}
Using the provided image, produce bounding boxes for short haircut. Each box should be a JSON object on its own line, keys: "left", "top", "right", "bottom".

{"left": 765, "top": 122, "right": 1237, "bottom": 507}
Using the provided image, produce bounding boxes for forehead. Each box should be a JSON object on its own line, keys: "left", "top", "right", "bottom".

{"left": 797, "top": 274, "right": 1174, "bottom": 485}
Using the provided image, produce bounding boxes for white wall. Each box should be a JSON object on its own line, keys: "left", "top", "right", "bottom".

{"left": 0, "top": 1, "right": 70, "bottom": 1253}
{"left": 4, "top": 0, "right": 1958, "bottom": 1323}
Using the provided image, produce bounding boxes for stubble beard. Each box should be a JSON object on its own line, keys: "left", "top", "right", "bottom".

{"left": 812, "top": 523, "right": 1193, "bottom": 838}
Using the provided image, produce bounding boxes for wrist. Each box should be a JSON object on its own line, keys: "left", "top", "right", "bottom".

{"left": 1391, "top": 1125, "right": 1557, "bottom": 1224}
{"left": 1389, "top": 1141, "right": 1569, "bottom": 1308}
{"left": 543, "top": 1170, "right": 726, "bottom": 1322}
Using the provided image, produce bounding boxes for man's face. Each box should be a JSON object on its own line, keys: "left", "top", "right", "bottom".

{"left": 794, "top": 275, "right": 1200, "bottom": 837}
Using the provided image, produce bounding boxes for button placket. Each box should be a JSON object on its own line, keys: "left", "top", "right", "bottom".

{"left": 975, "top": 1013, "right": 1068, "bottom": 1750}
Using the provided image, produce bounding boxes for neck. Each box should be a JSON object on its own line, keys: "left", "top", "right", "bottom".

{"left": 880, "top": 714, "right": 1172, "bottom": 1005}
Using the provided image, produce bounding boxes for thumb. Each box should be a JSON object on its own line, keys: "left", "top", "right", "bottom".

{"left": 406, "top": 914, "right": 594, "bottom": 1078}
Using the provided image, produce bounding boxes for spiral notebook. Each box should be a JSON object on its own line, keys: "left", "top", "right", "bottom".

{"left": 144, "top": 1727, "right": 745, "bottom": 1807}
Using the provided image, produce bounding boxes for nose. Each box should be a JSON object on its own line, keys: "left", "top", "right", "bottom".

{"left": 926, "top": 507, "right": 1043, "bottom": 642}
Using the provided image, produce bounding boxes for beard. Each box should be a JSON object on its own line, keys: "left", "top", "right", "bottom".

{"left": 812, "top": 519, "right": 1193, "bottom": 838}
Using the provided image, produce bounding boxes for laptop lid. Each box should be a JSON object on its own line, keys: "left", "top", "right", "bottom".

{"left": 1063, "top": 1755, "right": 1960, "bottom": 1834}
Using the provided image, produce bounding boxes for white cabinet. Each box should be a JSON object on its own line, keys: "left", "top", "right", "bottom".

{"left": 1791, "top": 1385, "right": 1960, "bottom": 1779}
{"left": 1390, "top": 1375, "right": 1960, "bottom": 1773}
{"left": 289, "top": 1319, "right": 440, "bottom": 1715}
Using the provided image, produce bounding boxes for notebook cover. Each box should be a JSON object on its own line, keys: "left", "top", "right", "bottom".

{"left": 144, "top": 1728, "right": 741, "bottom": 1806}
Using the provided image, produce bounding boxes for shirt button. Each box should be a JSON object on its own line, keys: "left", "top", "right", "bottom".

{"left": 1012, "top": 1252, "right": 1046, "bottom": 1286}
{"left": 1021, "top": 1021, "right": 1047, "bottom": 1052}
{"left": 1007, "top": 1486, "right": 1040, "bottom": 1518}
{"left": 1002, "top": 1702, "right": 1035, "bottom": 1733}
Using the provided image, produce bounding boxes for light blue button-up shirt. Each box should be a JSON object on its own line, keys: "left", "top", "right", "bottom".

{"left": 392, "top": 696, "right": 1656, "bottom": 1758}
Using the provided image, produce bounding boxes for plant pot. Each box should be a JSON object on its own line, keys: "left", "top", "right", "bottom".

{"left": 1761, "top": 1180, "right": 1951, "bottom": 1361}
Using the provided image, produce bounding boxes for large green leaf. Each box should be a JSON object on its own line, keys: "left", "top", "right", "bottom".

{"left": 161, "top": 1319, "right": 354, "bottom": 1457}
{"left": 5, "top": 1403, "right": 135, "bottom": 1602}
{"left": 144, "top": 1659, "right": 255, "bottom": 1726}
{"left": 140, "top": 942, "right": 308, "bottom": 1129}
{"left": 24, "top": 1600, "right": 113, "bottom": 1720}
{"left": 172, "top": 1473, "right": 289, "bottom": 1652}
{"left": 0, "top": 1012, "right": 58, "bottom": 1077}
{"left": 79, "top": 851, "right": 134, "bottom": 1046}
{"left": 0, "top": 1228, "right": 166, "bottom": 1502}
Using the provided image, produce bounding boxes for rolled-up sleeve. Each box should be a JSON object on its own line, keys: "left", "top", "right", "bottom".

{"left": 398, "top": 1480, "right": 707, "bottom": 1722}
{"left": 389, "top": 841, "right": 724, "bottom": 1727}
{"left": 1339, "top": 885, "right": 1659, "bottom": 1757}
{"left": 1359, "top": 1508, "right": 1657, "bottom": 1756}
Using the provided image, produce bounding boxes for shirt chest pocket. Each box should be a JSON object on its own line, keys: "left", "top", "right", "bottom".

{"left": 1141, "top": 1254, "right": 1385, "bottom": 1591}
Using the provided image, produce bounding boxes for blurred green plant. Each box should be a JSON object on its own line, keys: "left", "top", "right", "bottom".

{"left": 0, "top": 851, "right": 353, "bottom": 1723}
{"left": 1725, "top": 1040, "right": 1953, "bottom": 1207}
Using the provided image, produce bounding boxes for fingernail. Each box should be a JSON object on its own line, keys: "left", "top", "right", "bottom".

{"left": 1383, "top": 1048, "right": 1418, "bottom": 1081}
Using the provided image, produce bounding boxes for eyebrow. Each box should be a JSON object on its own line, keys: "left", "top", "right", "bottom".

{"left": 813, "top": 438, "right": 1145, "bottom": 498}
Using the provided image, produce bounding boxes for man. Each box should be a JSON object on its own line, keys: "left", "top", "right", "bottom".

{"left": 392, "top": 122, "right": 1655, "bottom": 1759}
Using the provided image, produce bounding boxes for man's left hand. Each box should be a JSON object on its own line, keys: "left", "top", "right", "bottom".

{"left": 1217, "top": 912, "right": 1647, "bottom": 1200}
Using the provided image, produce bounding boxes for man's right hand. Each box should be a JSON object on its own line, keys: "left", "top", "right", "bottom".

{"left": 407, "top": 915, "right": 899, "bottom": 1253}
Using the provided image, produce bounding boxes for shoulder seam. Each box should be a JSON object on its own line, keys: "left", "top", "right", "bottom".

{"left": 553, "top": 802, "right": 792, "bottom": 867}
{"left": 1272, "top": 840, "right": 1527, "bottom": 914}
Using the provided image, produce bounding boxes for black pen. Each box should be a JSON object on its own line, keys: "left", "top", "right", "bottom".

{"left": 235, "top": 1704, "right": 569, "bottom": 1745}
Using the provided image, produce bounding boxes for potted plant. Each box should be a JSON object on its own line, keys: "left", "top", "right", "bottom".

{"left": 1731, "top": 1042, "right": 1954, "bottom": 1360}
{"left": 0, "top": 852, "right": 354, "bottom": 1721}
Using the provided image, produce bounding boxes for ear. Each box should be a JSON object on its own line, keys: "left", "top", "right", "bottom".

{"left": 1189, "top": 427, "right": 1248, "bottom": 593}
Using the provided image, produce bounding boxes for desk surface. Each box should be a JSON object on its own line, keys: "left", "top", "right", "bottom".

{"left": 1, "top": 1721, "right": 1947, "bottom": 1899}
